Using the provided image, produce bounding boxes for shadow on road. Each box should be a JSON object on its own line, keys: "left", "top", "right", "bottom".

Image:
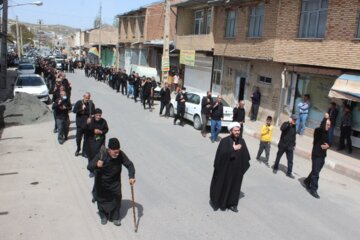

{"left": 120, "top": 199, "right": 144, "bottom": 230}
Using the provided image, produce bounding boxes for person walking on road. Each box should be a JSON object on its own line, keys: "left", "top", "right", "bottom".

{"left": 337, "top": 104, "right": 353, "bottom": 154}
{"left": 273, "top": 114, "right": 297, "bottom": 178}
{"left": 256, "top": 116, "right": 273, "bottom": 167}
{"left": 159, "top": 82, "right": 171, "bottom": 118}
{"left": 250, "top": 87, "right": 261, "bottom": 121}
{"left": 142, "top": 78, "right": 153, "bottom": 110}
{"left": 232, "top": 100, "right": 245, "bottom": 138}
{"left": 201, "top": 91, "right": 213, "bottom": 137}
{"left": 209, "top": 122, "right": 251, "bottom": 212}
{"left": 88, "top": 138, "right": 136, "bottom": 226}
{"left": 87, "top": 108, "right": 109, "bottom": 177}
{"left": 73, "top": 92, "right": 95, "bottom": 157}
{"left": 304, "top": 119, "right": 331, "bottom": 199}
{"left": 52, "top": 90, "right": 72, "bottom": 145}
{"left": 210, "top": 95, "right": 224, "bottom": 143}
{"left": 173, "top": 87, "right": 187, "bottom": 126}
{"left": 327, "top": 102, "right": 338, "bottom": 145}
{"left": 296, "top": 94, "right": 311, "bottom": 135}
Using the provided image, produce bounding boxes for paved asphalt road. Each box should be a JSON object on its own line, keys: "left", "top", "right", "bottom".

{"left": 1, "top": 70, "right": 360, "bottom": 240}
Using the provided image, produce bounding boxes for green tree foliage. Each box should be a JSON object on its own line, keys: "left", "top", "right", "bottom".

{"left": 10, "top": 24, "right": 35, "bottom": 45}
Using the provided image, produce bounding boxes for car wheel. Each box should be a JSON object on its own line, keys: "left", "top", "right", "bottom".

{"left": 169, "top": 105, "right": 175, "bottom": 117}
{"left": 193, "top": 115, "right": 202, "bottom": 130}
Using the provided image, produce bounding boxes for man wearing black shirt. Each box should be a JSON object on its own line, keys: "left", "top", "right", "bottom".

{"left": 210, "top": 95, "right": 224, "bottom": 143}
{"left": 201, "top": 91, "right": 213, "bottom": 137}
{"left": 173, "top": 87, "right": 187, "bottom": 126}
{"left": 233, "top": 100, "right": 245, "bottom": 137}
{"left": 52, "top": 90, "right": 72, "bottom": 145}
{"left": 159, "top": 82, "right": 171, "bottom": 117}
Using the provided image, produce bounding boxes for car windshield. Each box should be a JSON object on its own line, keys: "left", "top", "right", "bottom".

{"left": 18, "top": 64, "right": 34, "bottom": 70}
{"left": 211, "top": 97, "right": 230, "bottom": 107}
{"left": 16, "top": 76, "right": 44, "bottom": 87}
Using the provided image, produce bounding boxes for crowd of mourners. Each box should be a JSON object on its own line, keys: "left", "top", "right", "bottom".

{"left": 34, "top": 59, "right": 355, "bottom": 227}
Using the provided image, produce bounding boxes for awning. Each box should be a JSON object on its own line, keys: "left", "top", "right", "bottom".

{"left": 328, "top": 74, "right": 360, "bottom": 102}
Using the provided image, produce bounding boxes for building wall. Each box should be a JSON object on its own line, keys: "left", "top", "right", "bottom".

{"left": 89, "top": 26, "right": 117, "bottom": 45}
{"left": 274, "top": 0, "right": 360, "bottom": 70}
{"left": 213, "top": 2, "right": 279, "bottom": 59}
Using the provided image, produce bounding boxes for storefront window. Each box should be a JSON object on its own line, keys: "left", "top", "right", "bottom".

{"left": 294, "top": 74, "right": 336, "bottom": 128}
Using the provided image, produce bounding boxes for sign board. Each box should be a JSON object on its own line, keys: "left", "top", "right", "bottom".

{"left": 180, "top": 50, "right": 195, "bottom": 66}
{"left": 162, "top": 56, "right": 170, "bottom": 71}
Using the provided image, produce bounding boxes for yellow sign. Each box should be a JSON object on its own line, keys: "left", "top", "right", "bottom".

{"left": 162, "top": 56, "right": 170, "bottom": 71}
{"left": 180, "top": 50, "right": 195, "bottom": 66}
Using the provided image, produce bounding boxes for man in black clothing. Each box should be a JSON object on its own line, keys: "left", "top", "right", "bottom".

{"left": 201, "top": 91, "right": 213, "bottom": 137}
{"left": 127, "top": 72, "right": 135, "bottom": 98}
{"left": 159, "top": 82, "right": 171, "bottom": 117}
{"left": 210, "top": 95, "right": 224, "bottom": 143}
{"left": 73, "top": 92, "right": 95, "bottom": 157}
{"left": 142, "top": 78, "right": 153, "bottom": 110}
{"left": 87, "top": 108, "right": 109, "bottom": 177}
{"left": 133, "top": 73, "right": 140, "bottom": 103}
{"left": 233, "top": 100, "right": 245, "bottom": 137}
{"left": 304, "top": 119, "right": 330, "bottom": 199}
{"left": 173, "top": 87, "right": 187, "bottom": 126}
{"left": 52, "top": 90, "right": 72, "bottom": 145}
{"left": 88, "top": 138, "right": 135, "bottom": 226}
{"left": 209, "top": 122, "right": 250, "bottom": 212}
{"left": 121, "top": 70, "right": 128, "bottom": 95}
{"left": 327, "top": 102, "right": 338, "bottom": 145}
{"left": 337, "top": 104, "right": 353, "bottom": 154}
{"left": 273, "top": 114, "right": 297, "bottom": 178}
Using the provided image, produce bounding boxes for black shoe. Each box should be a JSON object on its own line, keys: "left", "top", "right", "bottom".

{"left": 64, "top": 136, "right": 68, "bottom": 141}
{"left": 256, "top": 157, "right": 260, "bottom": 160}
{"left": 228, "top": 206, "right": 238, "bottom": 213}
{"left": 303, "top": 179, "right": 311, "bottom": 189}
{"left": 264, "top": 162, "right": 270, "bottom": 167}
{"left": 272, "top": 167, "right": 278, "bottom": 174}
{"left": 75, "top": 150, "right": 80, "bottom": 157}
{"left": 286, "top": 173, "right": 295, "bottom": 179}
{"left": 211, "top": 139, "right": 215, "bottom": 143}
{"left": 348, "top": 149, "right": 352, "bottom": 154}
{"left": 53, "top": 129, "right": 58, "bottom": 133}
{"left": 58, "top": 139, "right": 64, "bottom": 145}
{"left": 113, "top": 220, "right": 121, "bottom": 226}
{"left": 309, "top": 190, "right": 320, "bottom": 199}
{"left": 173, "top": 120, "right": 176, "bottom": 125}
{"left": 91, "top": 197, "right": 96, "bottom": 203}
{"left": 101, "top": 217, "right": 108, "bottom": 225}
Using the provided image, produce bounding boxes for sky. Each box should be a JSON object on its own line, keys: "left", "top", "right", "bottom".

{"left": 7, "top": 0, "right": 158, "bottom": 30}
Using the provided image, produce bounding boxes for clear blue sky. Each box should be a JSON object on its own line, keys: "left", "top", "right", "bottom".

{"left": 8, "top": 0, "right": 158, "bottom": 30}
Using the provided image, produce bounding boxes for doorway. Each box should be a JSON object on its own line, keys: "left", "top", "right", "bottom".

{"left": 235, "top": 70, "right": 246, "bottom": 101}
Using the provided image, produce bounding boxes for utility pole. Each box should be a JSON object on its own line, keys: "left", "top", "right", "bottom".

{"left": 98, "top": 1, "right": 102, "bottom": 66}
{"left": 161, "top": 0, "right": 170, "bottom": 83}
{"left": 38, "top": 19, "right": 42, "bottom": 50}
{"left": 20, "top": 24, "right": 23, "bottom": 56}
{"left": 0, "top": 0, "right": 8, "bottom": 89}
{"left": 16, "top": 16, "right": 20, "bottom": 58}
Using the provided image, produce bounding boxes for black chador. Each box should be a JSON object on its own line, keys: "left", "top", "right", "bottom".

{"left": 210, "top": 132, "right": 250, "bottom": 211}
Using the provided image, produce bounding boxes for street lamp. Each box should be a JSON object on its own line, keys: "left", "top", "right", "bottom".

{"left": 0, "top": 0, "right": 43, "bottom": 89}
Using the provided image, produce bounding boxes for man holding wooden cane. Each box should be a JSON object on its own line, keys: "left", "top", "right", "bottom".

{"left": 88, "top": 138, "right": 136, "bottom": 226}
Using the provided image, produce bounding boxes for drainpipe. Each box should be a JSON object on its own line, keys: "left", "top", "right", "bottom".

{"left": 275, "top": 67, "right": 287, "bottom": 126}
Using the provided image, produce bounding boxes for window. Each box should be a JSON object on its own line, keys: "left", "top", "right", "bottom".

{"left": 248, "top": 4, "right": 264, "bottom": 38}
{"left": 194, "top": 10, "right": 204, "bottom": 35}
{"left": 299, "top": 0, "right": 328, "bottom": 38}
{"left": 206, "top": 8, "right": 212, "bottom": 34}
{"left": 357, "top": 12, "right": 360, "bottom": 38}
{"left": 131, "top": 48, "right": 139, "bottom": 65}
{"left": 212, "top": 56, "right": 223, "bottom": 85}
{"left": 139, "top": 16, "right": 145, "bottom": 36}
{"left": 259, "top": 76, "right": 272, "bottom": 84}
{"left": 139, "top": 49, "right": 148, "bottom": 66}
{"left": 225, "top": 10, "right": 237, "bottom": 38}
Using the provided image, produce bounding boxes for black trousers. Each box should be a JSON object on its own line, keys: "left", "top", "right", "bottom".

{"left": 174, "top": 107, "right": 185, "bottom": 124}
{"left": 339, "top": 126, "right": 352, "bottom": 151}
{"left": 143, "top": 95, "right": 151, "bottom": 109}
{"left": 56, "top": 117, "right": 70, "bottom": 141}
{"left": 160, "top": 101, "right": 170, "bottom": 116}
{"left": 121, "top": 83, "right": 127, "bottom": 95}
{"left": 251, "top": 103, "right": 260, "bottom": 121}
{"left": 274, "top": 147, "right": 294, "bottom": 174}
{"left": 305, "top": 156, "right": 325, "bottom": 192}
{"left": 201, "top": 114, "right": 209, "bottom": 134}
{"left": 98, "top": 193, "right": 122, "bottom": 221}
{"left": 76, "top": 127, "right": 89, "bottom": 154}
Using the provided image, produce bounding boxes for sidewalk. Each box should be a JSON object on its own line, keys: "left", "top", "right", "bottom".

{"left": 0, "top": 68, "right": 16, "bottom": 102}
{"left": 242, "top": 118, "right": 360, "bottom": 181}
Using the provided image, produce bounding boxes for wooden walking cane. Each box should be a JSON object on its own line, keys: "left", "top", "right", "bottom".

{"left": 131, "top": 184, "right": 137, "bottom": 232}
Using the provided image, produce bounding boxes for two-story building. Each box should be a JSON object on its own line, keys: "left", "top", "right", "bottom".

{"left": 175, "top": 0, "right": 360, "bottom": 147}
{"left": 116, "top": 1, "right": 179, "bottom": 80}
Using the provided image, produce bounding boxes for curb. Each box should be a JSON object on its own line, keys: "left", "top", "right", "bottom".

{"left": 243, "top": 128, "right": 360, "bottom": 182}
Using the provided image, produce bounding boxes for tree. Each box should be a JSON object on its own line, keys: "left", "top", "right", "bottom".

{"left": 10, "top": 24, "right": 35, "bottom": 45}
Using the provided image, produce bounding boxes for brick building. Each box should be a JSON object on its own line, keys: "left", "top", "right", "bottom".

{"left": 116, "top": 0, "right": 179, "bottom": 80}
{"left": 175, "top": 0, "right": 360, "bottom": 147}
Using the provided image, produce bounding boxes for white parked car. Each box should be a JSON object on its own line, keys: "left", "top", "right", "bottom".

{"left": 13, "top": 74, "right": 50, "bottom": 103}
{"left": 17, "top": 63, "right": 35, "bottom": 75}
{"left": 169, "top": 91, "right": 234, "bottom": 130}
